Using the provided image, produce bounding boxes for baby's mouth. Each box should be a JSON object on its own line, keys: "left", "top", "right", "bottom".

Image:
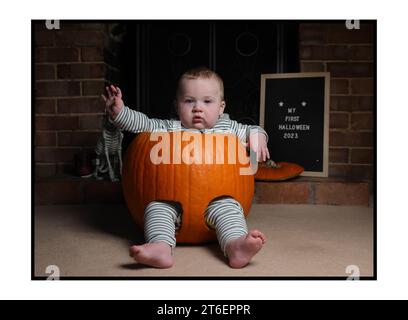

{"left": 193, "top": 116, "right": 203, "bottom": 123}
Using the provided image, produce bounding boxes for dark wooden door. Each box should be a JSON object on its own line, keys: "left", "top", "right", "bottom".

{"left": 120, "top": 21, "right": 298, "bottom": 148}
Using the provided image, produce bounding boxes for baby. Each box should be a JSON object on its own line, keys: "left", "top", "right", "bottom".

{"left": 102, "top": 67, "right": 269, "bottom": 269}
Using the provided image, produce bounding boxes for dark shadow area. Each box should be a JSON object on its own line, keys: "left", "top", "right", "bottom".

{"left": 119, "top": 263, "right": 158, "bottom": 270}
{"left": 202, "top": 243, "right": 226, "bottom": 262}
{"left": 81, "top": 205, "right": 144, "bottom": 245}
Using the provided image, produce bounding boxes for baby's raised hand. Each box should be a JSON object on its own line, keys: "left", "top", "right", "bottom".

{"left": 101, "top": 85, "right": 124, "bottom": 120}
{"left": 249, "top": 132, "right": 270, "bottom": 162}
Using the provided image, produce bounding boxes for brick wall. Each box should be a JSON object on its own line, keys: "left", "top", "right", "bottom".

{"left": 35, "top": 22, "right": 375, "bottom": 183}
{"left": 34, "top": 21, "right": 374, "bottom": 205}
{"left": 34, "top": 22, "right": 122, "bottom": 179}
{"left": 299, "top": 22, "right": 374, "bottom": 181}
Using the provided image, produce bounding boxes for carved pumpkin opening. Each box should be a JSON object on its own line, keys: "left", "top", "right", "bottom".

{"left": 154, "top": 199, "right": 183, "bottom": 232}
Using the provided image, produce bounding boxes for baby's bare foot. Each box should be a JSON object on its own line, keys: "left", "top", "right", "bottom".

{"left": 225, "top": 229, "right": 266, "bottom": 269}
{"left": 129, "top": 242, "right": 173, "bottom": 268}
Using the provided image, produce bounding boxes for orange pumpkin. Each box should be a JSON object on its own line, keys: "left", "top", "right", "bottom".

{"left": 254, "top": 159, "right": 304, "bottom": 181}
{"left": 122, "top": 132, "right": 254, "bottom": 244}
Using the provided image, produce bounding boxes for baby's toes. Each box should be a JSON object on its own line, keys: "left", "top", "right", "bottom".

{"left": 249, "top": 229, "right": 262, "bottom": 237}
{"left": 129, "top": 245, "right": 140, "bottom": 257}
{"left": 249, "top": 229, "right": 267, "bottom": 243}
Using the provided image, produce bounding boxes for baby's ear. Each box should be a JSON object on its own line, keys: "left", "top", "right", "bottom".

{"left": 220, "top": 100, "right": 226, "bottom": 112}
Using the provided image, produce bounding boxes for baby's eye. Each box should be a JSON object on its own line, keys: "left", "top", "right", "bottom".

{"left": 185, "top": 99, "right": 193, "bottom": 104}
{"left": 204, "top": 100, "right": 213, "bottom": 104}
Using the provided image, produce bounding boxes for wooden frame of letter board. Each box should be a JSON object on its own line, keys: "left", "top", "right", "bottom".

{"left": 259, "top": 72, "right": 330, "bottom": 177}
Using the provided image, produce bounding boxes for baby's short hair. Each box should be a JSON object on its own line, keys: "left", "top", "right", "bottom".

{"left": 176, "top": 66, "right": 224, "bottom": 100}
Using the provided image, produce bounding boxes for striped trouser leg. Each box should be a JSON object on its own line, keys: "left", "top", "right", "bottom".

{"left": 144, "top": 201, "right": 181, "bottom": 249}
{"left": 204, "top": 197, "right": 248, "bottom": 256}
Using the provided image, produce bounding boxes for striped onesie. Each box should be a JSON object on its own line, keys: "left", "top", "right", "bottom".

{"left": 111, "top": 106, "right": 268, "bottom": 255}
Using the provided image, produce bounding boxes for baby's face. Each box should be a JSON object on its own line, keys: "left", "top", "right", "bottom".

{"left": 175, "top": 77, "right": 225, "bottom": 129}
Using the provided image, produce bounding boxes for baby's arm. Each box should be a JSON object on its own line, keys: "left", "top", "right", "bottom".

{"left": 102, "top": 85, "right": 124, "bottom": 120}
{"left": 112, "top": 106, "right": 173, "bottom": 133}
{"left": 231, "top": 121, "right": 270, "bottom": 162}
{"left": 102, "top": 85, "right": 172, "bottom": 133}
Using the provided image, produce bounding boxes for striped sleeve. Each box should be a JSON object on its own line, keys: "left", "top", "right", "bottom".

{"left": 229, "top": 120, "right": 269, "bottom": 144}
{"left": 110, "top": 106, "right": 174, "bottom": 132}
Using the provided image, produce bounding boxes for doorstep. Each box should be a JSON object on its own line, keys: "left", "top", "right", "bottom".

{"left": 35, "top": 175, "right": 370, "bottom": 206}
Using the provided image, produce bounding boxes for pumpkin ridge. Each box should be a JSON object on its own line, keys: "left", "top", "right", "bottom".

{"left": 140, "top": 134, "right": 149, "bottom": 222}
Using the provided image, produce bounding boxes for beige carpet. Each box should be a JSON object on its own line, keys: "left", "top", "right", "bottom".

{"left": 34, "top": 203, "right": 374, "bottom": 277}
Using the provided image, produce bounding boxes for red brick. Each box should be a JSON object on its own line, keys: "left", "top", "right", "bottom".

{"left": 327, "top": 23, "right": 374, "bottom": 44}
{"left": 330, "top": 96, "right": 373, "bottom": 111}
{"left": 300, "top": 45, "right": 349, "bottom": 60}
{"left": 299, "top": 46, "right": 316, "bottom": 60}
{"left": 35, "top": 99, "right": 56, "bottom": 114}
{"left": 331, "top": 79, "right": 349, "bottom": 94}
{"left": 350, "top": 45, "right": 374, "bottom": 60}
{"left": 35, "top": 147, "right": 80, "bottom": 163}
{"left": 57, "top": 97, "right": 103, "bottom": 113}
{"left": 299, "top": 24, "right": 327, "bottom": 44}
{"left": 329, "top": 148, "right": 349, "bottom": 163}
{"left": 56, "top": 163, "right": 76, "bottom": 176}
{"left": 35, "top": 180, "right": 83, "bottom": 205}
{"left": 36, "top": 116, "right": 78, "bottom": 130}
{"left": 82, "top": 80, "right": 106, "bottom": 96}
{"left": 351, "top": 113, "right": 373, "bottom": 130}
{"left": 327, "top": 62, "right": 373, "bottom": 77}
{"left": 329, "top": 164, "right": 373, "bottom": 180}
{"left": 36, "top": 48, "right": 79, "bottom": 62}
{"left": 36, "top": 81, "right": 80, "bottom": 97}
{"left": 81, "top": 47, "right": 104, "bottom": 62}
{"left": 35, "top": 31, "right": 55, "bottom": 46}
{"left": 58, "top": 132, "right": 100, "bottom": 147}
{"left": 300, "top": 62, "right": 325, "bottom": 72}
{"left": 315, "top": 182, "right": 369, "bottom": 206}
{"left": 350, "top": 79, "right": 373, "bottom": 95}
{"left": 35, "top": 164, "right": 57, "bottom": 180}
{"left": 330, "top": 95, "right": 357, "bottom": 111}
{"left": 330, "top": 131, "right": 373, "bottom": 147}
{"left": 330, "top": 113, "right": 349, "bottom": 129}
{"left": 350, "top": 97, "right": 373, "bottom": 111}
{"left": 351, "top": 148, "right": 373, "bottom": 164}
{"left": 79, "top": 115, "right": 104, "bottom": 130}
{"left": 35, "top": 132, "right": 57, "bottom": 146}
{"left": 255, "top": 181, "right": 310, "bottom": 204}
{"left": 55, "top": 30, "right": 106, "bottom": 47}
{"left": 35, "top": 65, "right": 55, "bottom": 80}
{"left": 57, "top": 63, "right": 106, "bottom": 79}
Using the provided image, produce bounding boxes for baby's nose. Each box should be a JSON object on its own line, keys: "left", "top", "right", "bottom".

{"left": 192, "top": 103, "right": 203, "bottom": 112}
